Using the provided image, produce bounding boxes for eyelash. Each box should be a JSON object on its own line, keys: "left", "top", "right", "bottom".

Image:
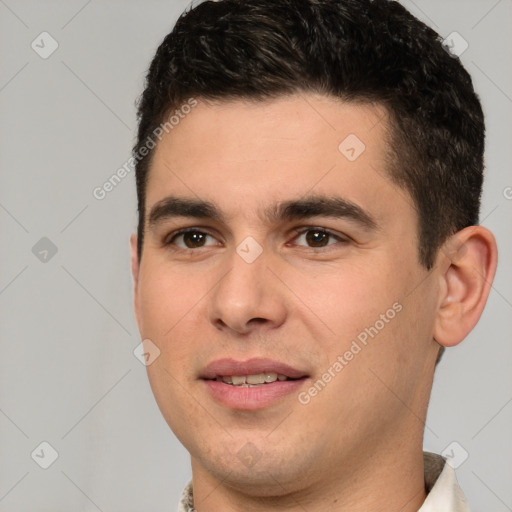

{"left": 163, "top": 227, "right": 350, "bottom": 251}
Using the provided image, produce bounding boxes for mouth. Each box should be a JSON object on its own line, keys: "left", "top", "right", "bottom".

{"left": 201, "top": 357, "right": 309, "bottom": 382}
{"left": 200, "top": 358, "right": 310, "bottom": 410}
{"left": 209, "top": 372, "right": 302, "bottom": 387}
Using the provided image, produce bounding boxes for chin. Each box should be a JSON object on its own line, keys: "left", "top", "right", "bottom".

{"left": 193, "top": 440, "right": 317, "bottom": 497}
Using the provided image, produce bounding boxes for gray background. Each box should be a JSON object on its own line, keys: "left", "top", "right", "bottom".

{"left": 0, "top": 1, "right": 510, "bottom": 510}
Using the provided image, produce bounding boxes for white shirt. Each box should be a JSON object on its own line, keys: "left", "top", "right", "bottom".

{"left": 420, "top": 452, "right": 470, "bottom": 511}
{"left": 176, "top": 452, "right": 470, "bottom": 512}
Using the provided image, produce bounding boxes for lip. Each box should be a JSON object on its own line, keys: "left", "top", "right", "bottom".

{"left": 203, "top": 379, "right": 307, "bottom": 410}
{"left": 201, "top": 357, "right": 309, "bottom": 380}
{"left": 201, "top": 357, "right": 310, "bottom": 410}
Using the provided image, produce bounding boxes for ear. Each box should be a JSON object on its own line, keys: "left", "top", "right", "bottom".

{"left": 433, "top": 225, "right": 498, "bottom": 347}
{"left": 130, "top": 233, "right": 141, "bottom": 331}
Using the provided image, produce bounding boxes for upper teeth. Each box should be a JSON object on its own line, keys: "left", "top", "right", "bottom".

{"left": 215, "top": 373, "right": 289, "bottom": 386}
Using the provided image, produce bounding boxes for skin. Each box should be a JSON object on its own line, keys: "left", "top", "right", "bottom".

{"left": 130, "top": 93, "right": 497, "bottom": 512}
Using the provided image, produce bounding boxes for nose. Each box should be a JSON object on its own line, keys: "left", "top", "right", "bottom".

{"left": 207, "top": 246, "right": 287, "bottom": 335}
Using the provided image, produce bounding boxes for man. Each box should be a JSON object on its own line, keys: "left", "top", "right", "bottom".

{"left": 129, "top": 0, "right": 498, "bottom": 510}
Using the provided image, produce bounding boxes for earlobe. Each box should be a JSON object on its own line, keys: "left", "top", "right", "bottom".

{"left": 433, "top": 226, "right": 497, "bottom": 347}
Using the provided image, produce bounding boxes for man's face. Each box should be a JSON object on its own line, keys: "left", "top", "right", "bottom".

{"left": 131, "top": 94, "right": 441, "bottom": 494}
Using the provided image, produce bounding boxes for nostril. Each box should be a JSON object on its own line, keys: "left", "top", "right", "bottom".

{"left": 248, "top": 317, "right": 267, "bottom": 325}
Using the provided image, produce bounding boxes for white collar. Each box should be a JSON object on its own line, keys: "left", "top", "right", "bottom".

{"left": 419, "top": 452, "right": 470, "bottom": 511}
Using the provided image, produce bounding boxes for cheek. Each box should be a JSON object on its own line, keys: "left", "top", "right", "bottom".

{"left": 137, "top": 262, "right": 200, "bottom": 336}
{"left": 136, "top": 262, "right": 210, "bottom": 388}
{"left": 289, "top": 260, "right": 401, "bottom": 345}
{"left": 137, "top": 264, "right": 203, "bottom": 429}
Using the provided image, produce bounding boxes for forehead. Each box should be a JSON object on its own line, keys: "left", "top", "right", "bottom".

{"left": 145, "top": 94, "right": 407, "bottom": 226}
{"left": 154, "top": 94, "right": 389, "bottom": 165}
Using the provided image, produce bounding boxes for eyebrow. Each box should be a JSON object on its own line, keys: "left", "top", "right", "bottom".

{"left": 148, "top": 194, "right": 378, "bottom": 231}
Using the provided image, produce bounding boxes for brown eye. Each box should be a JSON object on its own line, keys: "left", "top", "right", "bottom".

{"left": 304, "top": 230, "right": 330, "bottom": 247}
{"left": 291, "top": 227, "right": 350, "bottom": 250}
{"left": 182, "top": 231, "right": 207, "bottom": 248}
{"left": 167, "top": 229, "right": 217, "bottom": 249}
